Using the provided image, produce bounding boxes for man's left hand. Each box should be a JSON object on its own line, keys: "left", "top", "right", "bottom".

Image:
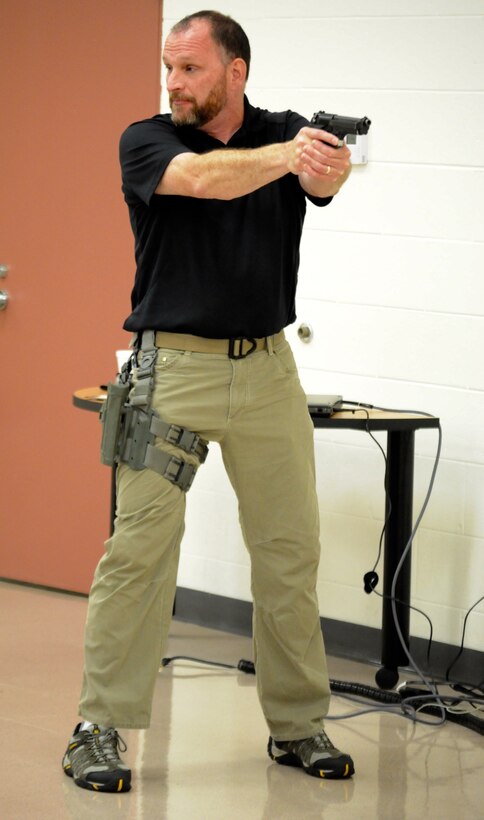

{"left": 291, "top": 126, "right": 352, "bottom": 197}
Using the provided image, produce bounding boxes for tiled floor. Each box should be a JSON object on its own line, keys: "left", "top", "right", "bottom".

{"left": 1, "top": 580, "right": 483, "bottom": 819}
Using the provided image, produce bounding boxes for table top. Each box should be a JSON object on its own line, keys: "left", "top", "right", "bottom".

{"left": 73, "top": 387, "right": 439, "bottom": 432}
{"left": 311, "top": 407, "right": 440, "bottom": 431}
{"left": 73, "top": 386, "right": 108, "bottom": 412}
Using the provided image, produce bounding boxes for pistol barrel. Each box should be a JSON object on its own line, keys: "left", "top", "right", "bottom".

{"left": 310, "top": 111, "right": 371, "bottom": 138}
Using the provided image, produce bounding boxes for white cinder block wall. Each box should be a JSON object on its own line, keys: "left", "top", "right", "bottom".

{"left": 162, "top": 1, "right": 484, "bottom": 653}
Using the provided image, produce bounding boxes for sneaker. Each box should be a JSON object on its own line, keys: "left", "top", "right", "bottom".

{"left": 268, "top": 730, "right": 355, "bottom": 779}
{"left": 62, "top": 723, "right": 131, "bottom": 792}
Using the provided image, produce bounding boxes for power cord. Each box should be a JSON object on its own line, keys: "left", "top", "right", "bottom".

{"left": 339, "top": 403, "right": 442, "bottom": 674}
{"left": 161, "top": 654, "right": 483, "bottom": 734}
{"left": 160, "top": 655, "right": 484, "bottom": 734}
{"left": 337, "top": 399, "right": 438, "bottom": 585}
{"left": 337, "top": 400, "right": 436, "bottom": 418}
{"left": 331, "top": 403, "right": 483, "bottom": 732}
{"left": 161, "top": 656, "right": 255, "bottom": 675}
{"left": 445, "top": 594, "right": 484, "bottom": 682}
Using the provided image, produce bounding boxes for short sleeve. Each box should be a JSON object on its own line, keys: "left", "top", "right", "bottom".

{"left": 119, "top": 118, "right": 192, "bottom": 205}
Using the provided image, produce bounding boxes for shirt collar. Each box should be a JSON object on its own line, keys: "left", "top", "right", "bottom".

{"left": 227, "top": 96, "right": 263, "bottom": 145}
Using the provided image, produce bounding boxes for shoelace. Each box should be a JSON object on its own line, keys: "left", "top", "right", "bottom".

{"left": 82, "top": 728, "right": 127, "bottom": 765}
{"left": 296, "top": 731, "right": 335, "bottom": 755}
{"left": 101, "top": 728, "right": 128, "bottom": 761}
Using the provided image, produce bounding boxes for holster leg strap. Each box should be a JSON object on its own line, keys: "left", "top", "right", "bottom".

{"left": 119, "top": 407, "right": 204, "bottom": 492}
{"left": 144, "top": 444, "right": 197, "bottom": 492}
{"left": 150, "top": 415, "right": 208, "bottom": 463}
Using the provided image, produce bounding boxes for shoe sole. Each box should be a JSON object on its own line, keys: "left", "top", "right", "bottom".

{"left": 269, "top": 741, "right": 355, "bottom": 780}
{"left": 62, "top": 754, "right": 131, "bottom": 792}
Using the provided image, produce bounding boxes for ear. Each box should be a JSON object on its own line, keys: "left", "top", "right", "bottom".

{"left": 229, "top": 57, "right": 247, "bottom": 87}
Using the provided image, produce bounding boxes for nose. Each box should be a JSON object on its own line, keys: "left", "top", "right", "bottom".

{"left": 166, "top": 68, "right": 184, "bottom": 92}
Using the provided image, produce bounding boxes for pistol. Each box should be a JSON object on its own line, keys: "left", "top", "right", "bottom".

{"left": 310, "top": 111, "right": 371, "bottom": 146}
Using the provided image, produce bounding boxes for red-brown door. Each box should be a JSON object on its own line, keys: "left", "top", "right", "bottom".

{"left": 0, "top": 0, "right": 161, "bottom": 593}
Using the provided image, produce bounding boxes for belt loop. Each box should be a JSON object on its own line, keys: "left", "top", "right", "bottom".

{"left": 266, "top": 335, "right": 274, "bottom": 356}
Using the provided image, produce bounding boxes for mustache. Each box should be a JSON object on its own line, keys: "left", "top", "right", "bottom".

{"left": 169, "top": 94, "right": 196, "bottom": 104}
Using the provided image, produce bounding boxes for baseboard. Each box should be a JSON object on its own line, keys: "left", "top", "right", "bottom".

{"left": 174, "top": 586, "right": 483, "bottom": 686}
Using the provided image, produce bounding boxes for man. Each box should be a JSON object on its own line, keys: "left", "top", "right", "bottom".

{"left": 62, "top": 10, "right": 354, "bottom": 793}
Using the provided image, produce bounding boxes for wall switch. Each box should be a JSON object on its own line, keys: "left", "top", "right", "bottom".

{"left": 345, "top": 133, "right": 368, "bottom": 164}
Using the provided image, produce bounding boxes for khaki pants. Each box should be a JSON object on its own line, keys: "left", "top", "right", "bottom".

{"left": 79, "top": 337, "right": 330, "bottom": 739}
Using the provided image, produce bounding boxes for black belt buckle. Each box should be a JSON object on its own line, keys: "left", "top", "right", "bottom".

{"left": 228, "top": 337, "right": 257, "bottom": 359}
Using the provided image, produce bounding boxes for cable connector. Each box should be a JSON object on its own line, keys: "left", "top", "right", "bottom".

{"left": 237, "top": 659, "right": 256, "bottom": 674}
{"left": 363, "top": 571, "right": 379, "bottom": 594}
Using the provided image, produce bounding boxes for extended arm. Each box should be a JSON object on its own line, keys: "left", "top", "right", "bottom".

{"left": 154, "top": 126, "right": 351, "bottom": 201}
{"left": 154, "top": 141, "right": 293, "bottom": 200}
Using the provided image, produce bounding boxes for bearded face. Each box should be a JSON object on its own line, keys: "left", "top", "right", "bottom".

{"left": 169, "top": 72, "right": 228, "bottom": 128}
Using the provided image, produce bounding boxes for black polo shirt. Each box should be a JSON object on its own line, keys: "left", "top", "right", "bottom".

{"left": 119, "top": 97, "right": 332, "bottom": 338}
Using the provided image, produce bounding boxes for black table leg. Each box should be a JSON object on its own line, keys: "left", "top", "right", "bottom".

{"left": 375, "top": 429, "right": 414, "bottom": 689}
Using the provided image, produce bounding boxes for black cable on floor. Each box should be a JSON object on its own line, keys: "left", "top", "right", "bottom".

{"left": 161, "top": 655, "right": 484, "bottom": 735}
{"left": 161, "top": 655, "right": 255, "bottom": 674}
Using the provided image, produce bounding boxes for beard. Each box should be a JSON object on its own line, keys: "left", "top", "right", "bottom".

{"left": 170, "top": 76, "right": 228, "bottom": 128}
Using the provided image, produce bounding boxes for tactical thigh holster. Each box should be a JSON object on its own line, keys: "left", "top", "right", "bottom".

{"left": 100, "top": 331, "right": 208, "bottom": 491}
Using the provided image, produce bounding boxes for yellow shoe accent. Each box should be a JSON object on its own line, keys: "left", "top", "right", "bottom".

{"left": 319, "top": 762, "right": 350, "bottom": 778}
{"left": 117, "top": 779, "right": 124, "bottom": 792}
